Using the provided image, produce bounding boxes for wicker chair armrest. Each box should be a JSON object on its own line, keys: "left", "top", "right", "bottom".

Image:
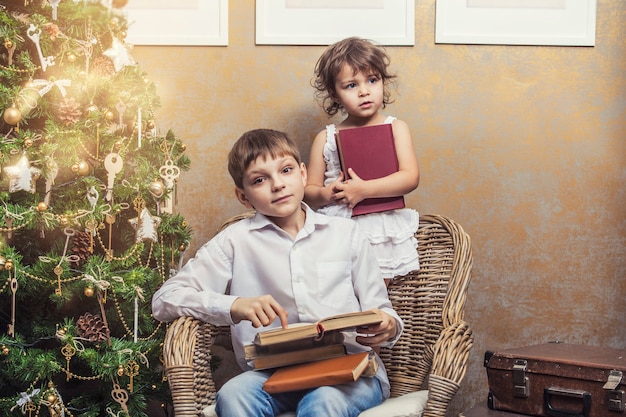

{"left": 164, "top": 316, "right": 219, "bottom": 417}
{"left": 422, "top": 320, "right": 473, "bottom": 417}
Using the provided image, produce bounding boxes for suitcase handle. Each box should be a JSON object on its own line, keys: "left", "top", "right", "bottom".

{"left": 543, "top": 387, "right": 591, "bottom": 417}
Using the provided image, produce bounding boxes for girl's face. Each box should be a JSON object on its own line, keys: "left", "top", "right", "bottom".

{"left": 333, "top": 63, "right": 384, "bottom": 121}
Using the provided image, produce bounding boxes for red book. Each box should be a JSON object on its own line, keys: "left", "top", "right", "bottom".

{"left": 336, "top": 124, "right": 405, "bottom": 216}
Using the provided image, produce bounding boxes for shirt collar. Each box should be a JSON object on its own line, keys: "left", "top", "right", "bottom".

{"left": 249, "top": 203, "right": 332, "bottom": 234}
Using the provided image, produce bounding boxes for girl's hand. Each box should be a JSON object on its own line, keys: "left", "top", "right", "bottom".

{"left": 333, "top": 168, "right": 366, "bottom": 208}
{"left": 231, "top": 295, "right": 289, "bottom": 329}
{"left": 355, "top": 309, "right": 398, "bottom": 347}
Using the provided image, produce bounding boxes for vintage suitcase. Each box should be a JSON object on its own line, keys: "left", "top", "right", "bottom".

{"left": 485, "top": 343, "right": 626, "bottom": 417}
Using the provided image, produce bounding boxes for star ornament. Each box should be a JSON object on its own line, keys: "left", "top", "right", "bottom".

{"left": 128, "top": 207, "right": 161, "bottom": 242}
{"left": 3, "top": 154, "right": 41, "bottom": 193}
{"left": 103, "top": 38, "right": 136, "bottom": 72}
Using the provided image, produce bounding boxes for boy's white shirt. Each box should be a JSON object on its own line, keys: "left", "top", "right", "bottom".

{"left": 152, "top": 204, "right": 403, "bottom": 396}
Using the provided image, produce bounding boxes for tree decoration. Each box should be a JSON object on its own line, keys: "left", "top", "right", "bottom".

{"left": 3, "top": 106, "right": 22, "bottom": 125}
{"left": 103, "top": 37, "right": 135, "bottom": 72}
{"left": 0, "top": 2, "right": 192, "bottom": 415}
{"left": 55, "top": 96, "right": 83, "bottom": 126}
{"left": 3, "top": 154, "right": 41, "bottom": 193}
{"left": 76, "top": 312, "right": 109, "bottom": 343}
{"left": 129, "top": 199, "right": 162, "bottom": 242}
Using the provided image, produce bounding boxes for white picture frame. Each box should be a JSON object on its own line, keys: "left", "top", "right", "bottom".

{"left": 124, "top": 0, "right": 228, "bottom": 46}
{"left": 255, "top": 0, "right": 415, "bottom": 46}
{"left": 435, "top": 0, "right": 596, "bottom": 46}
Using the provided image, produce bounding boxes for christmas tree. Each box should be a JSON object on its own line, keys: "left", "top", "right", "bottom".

{"left": 0, "top": 1, "right": 191, "bottom": 416}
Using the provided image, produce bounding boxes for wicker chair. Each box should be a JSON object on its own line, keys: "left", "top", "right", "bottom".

{"left": 162, "top": 213, "right": 473, "bottom": 417}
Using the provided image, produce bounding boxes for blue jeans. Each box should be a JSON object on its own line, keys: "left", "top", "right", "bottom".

{"left": 215, "top": 370, "right": 383, "bottom": 417}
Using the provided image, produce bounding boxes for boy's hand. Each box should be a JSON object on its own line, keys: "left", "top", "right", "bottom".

{"left": 231, "top": 295, "right": 289, "bottom": 329}
{"left": 355, "top": 308, "right": 398, "bottom": 347}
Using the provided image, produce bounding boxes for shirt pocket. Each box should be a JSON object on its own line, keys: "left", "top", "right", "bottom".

{"left": 315, "top": 261, "right": 358, "bottom": 310}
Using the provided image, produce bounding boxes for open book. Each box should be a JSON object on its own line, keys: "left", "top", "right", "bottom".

{"left": 253, "top": 310, "right": 381, "bottom": 347}
{"left": 336, "top": 123, "right": 405, "bottom": 216}
{"left": 262, "top": 351, "right": 377, "bottom": 394}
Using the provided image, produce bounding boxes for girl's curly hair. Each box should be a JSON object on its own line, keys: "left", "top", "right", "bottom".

{"left": 312, "top": 37, "right": 396, "bottom": 116}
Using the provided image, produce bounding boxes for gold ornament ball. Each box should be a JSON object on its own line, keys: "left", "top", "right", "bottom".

{"left": 181, "top": 143, "right": 187, "bottom": 151}
{"left": 46, "top": 394, "right": 57, "bottom": 404}
{"left": 146, "top": 120, "right": 156, "bottom": 130}
{"left": 149, "top": 180, "right": 165, "bottom": 198}
{"left": 77, "top": 160, "right": 90, "bottom": 176}
{"left": 117, "top": 365, "right": 125, "bottom": 377}
{"left": 67, "top": 52, "right": 77, "bottom": 62}
{"left": 109, "top": 17, "right": 120, "bottom": 29}
{"left": 112, "top": 0, "right": 129, "bottom": 7}
{"left": 3, "top": 106, "right": 21, "bottom": 125}
{"left": 23, "top": 137, "right": 33, "bottom": 148}
{"left": 4, "top": 259, "right": 13, "bottom": 271}
{"left": 114, "top": 140, "right": 123, "bottom": 150}
{"left": 179, "top": 244, "right": 186, "bottom": 252}
{"left": 37, "top": 202, "right": 48, "bottom": 212}
{"left": 4, "top": 38, "right": 13, "bottom": 49}
{"left": 118, "top": 30, "right": 127, "bottom": 40}
{"left": 60, "top": 215, "right": 70, "bottom": 226}
{"left": 1, "top": 345, "right": 8, "bottom": 355}
{"left": 84, "top": 286, "right": 94, "bottom": 297}
{"left": 104, "top": 110, "right": 115, "bottom": 121}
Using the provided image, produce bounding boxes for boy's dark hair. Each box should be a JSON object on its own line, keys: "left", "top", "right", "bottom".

{"left": 228, "top": 129, "right": 302, "bottom": 189}
{"left": 313, "top": 36, "right": 396, "bottom": 116}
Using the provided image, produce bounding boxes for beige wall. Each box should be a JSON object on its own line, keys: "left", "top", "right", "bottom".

{"left": 133, "top": 1, "right": 626, "bottom": 415}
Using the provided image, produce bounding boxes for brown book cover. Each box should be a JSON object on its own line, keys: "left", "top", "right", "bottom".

{"left": 336, "top": 124, "right": 405, "bottom": 216}
{"left": 253, "top": 310, "right": 381, "bottom": 347}
{"left": 262, "top": 351, "right": 373, "bottom": 394}
{"left": 252, "top": 344, "right": 347, "bottom": 370}
{"left": 245, "top": 332, "right": 345, "bottom": 361}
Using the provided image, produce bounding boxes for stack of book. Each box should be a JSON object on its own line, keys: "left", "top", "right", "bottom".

{"left": 245, "top": 311, "right": 382, "bottom": 394}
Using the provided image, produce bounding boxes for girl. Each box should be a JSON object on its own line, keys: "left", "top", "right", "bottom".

{"left": 304, "top": 37, "right": 420, "bottom": 284}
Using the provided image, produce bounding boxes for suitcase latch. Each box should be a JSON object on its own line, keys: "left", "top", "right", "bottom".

{"left": 604, "top": 369, "right": 623, "bottom": 390}
{"left": 513, "top": 359, "right": 529, "bottom": 398}
{"left": 604, "top": 370, "right": 625, "bottom": 412}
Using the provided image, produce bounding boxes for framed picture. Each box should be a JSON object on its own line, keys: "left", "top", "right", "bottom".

{"left": 124, "top": 0, "right": 228, "bottom": 46}
{"left": 435, "top": 0, "right": 596, "bottom": 46}
{"left": 255, "top": 0, "right": 415, "bottom": 46}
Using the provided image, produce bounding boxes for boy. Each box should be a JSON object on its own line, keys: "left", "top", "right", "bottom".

{"left": 152, "top": 129, "right": 404, "bottom": 417}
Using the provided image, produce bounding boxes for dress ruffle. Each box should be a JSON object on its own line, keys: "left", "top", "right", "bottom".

{"left": 354, "top": 208, "right": 420, "bottom": 278}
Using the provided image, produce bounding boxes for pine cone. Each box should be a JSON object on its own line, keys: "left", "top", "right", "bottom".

{"left": 92, "top": 56, "right": 116, "bottom": 77}
{"left": 71, "top": 230, "right": 92, "bottom": 267}
{"left": 55, "top": 97, "right": 83, "bottom": 126}
{"left": 76, "top": 312, "right": 109, "bottom": 343}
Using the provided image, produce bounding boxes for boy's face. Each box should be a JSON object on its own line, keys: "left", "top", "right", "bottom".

{"left": 235, "top": 153, "right": 307, "bottom": 220}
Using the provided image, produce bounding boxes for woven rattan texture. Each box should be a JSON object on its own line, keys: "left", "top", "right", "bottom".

{"left": 163, "top": 213, "right": 473, "bottom": 417}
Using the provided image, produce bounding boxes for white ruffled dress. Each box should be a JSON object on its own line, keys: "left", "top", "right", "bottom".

{"left": 317, "top": 116, "right": 420, "bottom": 279}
